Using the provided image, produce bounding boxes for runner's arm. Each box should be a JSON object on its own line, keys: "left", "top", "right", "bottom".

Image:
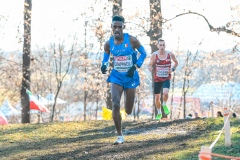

{"left": 170, "top": 53, "right": 178, "bottom": 71}
{"left": 102, "top": 41, "right": 110, "bottom": 65}
{"left": 130, "top": 36, "right": 146, "bottom": 68}
{"left": 148, "top": 53, "right": 155, "bottom": 72}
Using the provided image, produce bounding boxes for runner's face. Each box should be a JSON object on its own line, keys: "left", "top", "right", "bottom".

{"left": 158, "top": 41, "right": 166, "bottom": 51}
{"left": 111, "top": 21, "right": 124, "bottom": 40}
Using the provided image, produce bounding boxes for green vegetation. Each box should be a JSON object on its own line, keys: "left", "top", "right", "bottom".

{"left": 0, "top": 118, "right": 239, "bottom": 160}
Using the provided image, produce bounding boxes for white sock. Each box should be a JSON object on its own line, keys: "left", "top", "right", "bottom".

{"left": 157, "top": 109, "right": 162, "bottom": 114}
{"left": 163, "top": 101, "right": 166, "bottom": 106}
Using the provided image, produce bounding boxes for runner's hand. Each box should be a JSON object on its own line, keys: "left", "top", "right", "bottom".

{"left": 168, "top": 68, "right": 171, "bottom": 74}
{"left": 127, "top": 65, "right": 136, "bottom": 77}
{"left": 101, "top": 65, "right": 107, "bottom": 74}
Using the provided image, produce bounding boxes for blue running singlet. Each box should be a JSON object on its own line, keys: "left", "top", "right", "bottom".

{"left": 107, "top": 33, "right": 140, "bottom": 90}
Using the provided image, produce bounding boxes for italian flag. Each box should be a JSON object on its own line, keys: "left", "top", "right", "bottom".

{"left": 0, "top": 111, "right": 8, "bottom": 125}
{"left": 26, "top": 90, "right": 50, "bottom": 113}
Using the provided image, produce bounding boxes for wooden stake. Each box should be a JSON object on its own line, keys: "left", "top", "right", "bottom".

{"left": 198, "top": 146, "right": 212, "bottom": 160}
{"left": 223, "top": 107, "right": 231, "bottom": 146}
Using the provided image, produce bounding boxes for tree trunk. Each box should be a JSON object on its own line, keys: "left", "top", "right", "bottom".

{"left": 84, "top": 90, "right": 88, "bottom": 121}
{"left": 149, "top": 0, "right": 164, "bottom": 118}
{"left": 83, "top": 20, "right": 88, "bottom": 120}
{"left": 95, "top": 96, "right": 99, "bottom": 120}
{"left": 183, "top": 84, "right": 189, "bottom": 119}
{"left": 137, "top": 94, "right": 140, "bottom": 119}
{"left": 112, "top": 0, "right": 122, "bottom": 16}
{"left": 50, "top": 81, "right": 62, "bottom": 122}
{"left": 170, "top": 72, "right": 175, "bottom": 119}
{"left": 149, "top": 0, "right": 162, "bottom": 51}
{"left": 106, "top": 0, "right": 123, "bottom": 110}
{"left": 181, "top": 67, "right": 187, "bottom": 119}
{"left": 21, "top": 0, "right": 32, "bottom": 123}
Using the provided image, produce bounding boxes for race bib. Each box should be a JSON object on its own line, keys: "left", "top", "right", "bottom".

{"left": 156, "top": 67, "right": 169, "bottom": 77}
{"left": 114, "top": 55, "right": 133, "bottom": 72}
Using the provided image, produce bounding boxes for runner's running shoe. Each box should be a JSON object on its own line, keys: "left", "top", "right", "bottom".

{"left": 163, "top": 105, "right": 170, "bottom": 115}
{"left": 114, "top": 136, "right": 124, "bottom": 145}
{"left": 155, "top": 113, "right": 162, "bottom": 120}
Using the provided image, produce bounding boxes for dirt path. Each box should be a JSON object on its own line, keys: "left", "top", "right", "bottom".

{"left": 74, "top": 118, "right": 207, "bottom": 160}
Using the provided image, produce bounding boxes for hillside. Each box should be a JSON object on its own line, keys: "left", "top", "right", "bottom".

{"left": 0, "top": 118, "right": 239, "bottom": 160}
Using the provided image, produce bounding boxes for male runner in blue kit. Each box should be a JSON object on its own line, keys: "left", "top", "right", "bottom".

{"left": 101, "top": 15, "right": 147, "bottom": 144}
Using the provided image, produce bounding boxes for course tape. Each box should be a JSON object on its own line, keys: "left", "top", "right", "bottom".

{"left": 209, "top": 111, "right": 230, "bottom": 149}
{"left": 200, "top": 152, "right": 240, "bottom": 159}
{"left": 199, "top": 106, "right": 240, "bottom": 159}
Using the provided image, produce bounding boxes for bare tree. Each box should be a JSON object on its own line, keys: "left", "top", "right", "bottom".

{"left": 177, "top": 50, "right": 201, "bottom": 118}
{"left": 21, "top": 0, "right": 32, "bottom": 123}
{"left": 83, "top": 20, "right": 88, "bottom": 121}
{"left": 170, "top": 38, "right": 180, "bottom": 119}
{"left": 112, "top": 0, "right": 122, "bottom": 16}
{"left": 105, "top": 0, "right": 123, "bottom": 110}
{"left": 50, "top": 41, "right": 75, "bottom": 122}
{"left": 148, "top": 0, "right": 168, "bottom": 118}
{"left": 148, "top": 1, "right": 240, "bottom": 119}
{"left": 148, "top": 0, "right": 162, "bottom": 52}
{"left": 94, "top": 19, "right": 109, "bottom": 120}
{"left": 165, "top": 11, "right": 240, "bottom": 37}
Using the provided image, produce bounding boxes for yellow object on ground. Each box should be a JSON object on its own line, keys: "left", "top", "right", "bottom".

{"left": 102, "top": 106, "right": 126, "bottom": 120}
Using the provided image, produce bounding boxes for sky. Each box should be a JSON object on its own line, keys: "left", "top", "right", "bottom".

{"left": 0, "top": 0, "right": 239, "bottom": 53}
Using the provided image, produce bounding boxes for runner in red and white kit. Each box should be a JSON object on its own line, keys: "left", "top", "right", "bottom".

{"left": 148, "top": 39, "right": 178, "bottom": 120}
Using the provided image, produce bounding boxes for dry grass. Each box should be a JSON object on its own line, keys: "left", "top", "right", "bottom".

{"left": 0, "top": 118, "right": 239, "bottom": 160}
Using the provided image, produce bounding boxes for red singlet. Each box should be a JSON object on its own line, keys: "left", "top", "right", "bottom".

{"left": 154, "top": 52, "right": 171, "bottom": 82}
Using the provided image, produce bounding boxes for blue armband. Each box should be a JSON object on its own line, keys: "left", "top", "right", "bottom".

{"left": 136, "top": 45, "right": 147, "bottom": 68}
{"left": 102, "top": 52, "right": 110, "bottom": 65}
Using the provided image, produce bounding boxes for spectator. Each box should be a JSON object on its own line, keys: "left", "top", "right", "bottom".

{"left": 217, "top": 111, "right": 223, "bottom": 117}
{"left": 232, "top": 113, "right": 237, "bottom": 118}
{"left": 186, "top": 114, "right": 193, "bottom": 119}
{"left": 195, "top": 112, "right": 200, "bottom": 118}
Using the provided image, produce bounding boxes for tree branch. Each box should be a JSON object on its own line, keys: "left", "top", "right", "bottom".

{"left": 164, "top": 11, "right": 240, "bottom": 37}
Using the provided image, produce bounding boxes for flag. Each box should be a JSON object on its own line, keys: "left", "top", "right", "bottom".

{"left": 26, "top": 90, "right": 50, "bottom": 113}
{"left": 0, "top": 111, "right": 8, "bottom": 125}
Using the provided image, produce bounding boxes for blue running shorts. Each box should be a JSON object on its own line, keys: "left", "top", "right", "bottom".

{"left": 107, "top": 69, "right": 140, "bottom": 90}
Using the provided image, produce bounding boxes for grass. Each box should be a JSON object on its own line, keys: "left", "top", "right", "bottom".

{"left": 0, "top": 118, "right": 239, "bottom": 160}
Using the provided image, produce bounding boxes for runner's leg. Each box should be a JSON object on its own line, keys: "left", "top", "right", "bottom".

{"left": 154, "top": 82, "right": 162, "bottom": 110}
{"left": 155, "top": 94, "right": 161, "bottom": 110}
{"left": 162, "top": 88, "right": 169, "bottom": 104}
{"left": 111, "top": 83, "right": 124, "bottom": 136}
{"left": 154, "top": 82, "right": 163, "bottom": 119}
{"left": 124, "top": 88, "right": 136, "bottom": 114}
{"left": 162, "top": 80, "right": 170, "bottom": 115}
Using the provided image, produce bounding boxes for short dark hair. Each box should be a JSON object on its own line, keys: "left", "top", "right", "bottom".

{"left": 112, "top": 15, "right": 124, "bottom": 23}
{"left": 158, "top": 38, "right": 165, "bottom": 43}
{"left": 232, "top": 113, "right": 236, "bottom": 118}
